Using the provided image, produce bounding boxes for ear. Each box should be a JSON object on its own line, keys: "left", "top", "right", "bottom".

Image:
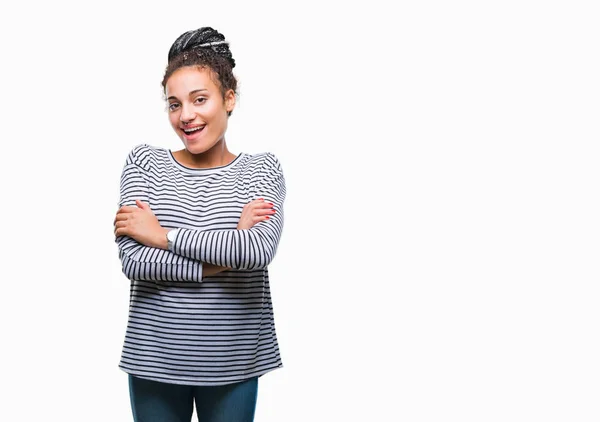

{"left": 224, "top": 89, "right": 236, "bottom": 113}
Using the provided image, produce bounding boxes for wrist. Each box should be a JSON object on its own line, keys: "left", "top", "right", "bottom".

{"left": 157, "top": 227, "right": 171, "bottom": 250}
{"left": 165, "top": 227, "right": 180, "bottom": 251}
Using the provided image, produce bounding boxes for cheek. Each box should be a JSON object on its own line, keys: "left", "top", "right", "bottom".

{"left": 203, "top": 109, "right": 223, "bottom": 130}
{"left": 205, "top": 103, "right": 222, "bottom": 120}
{"left": 168, "top": 113, "right": 179, "bottom": 127}
{"left": 208, "top": 112, "right": 227, "bottom": 131}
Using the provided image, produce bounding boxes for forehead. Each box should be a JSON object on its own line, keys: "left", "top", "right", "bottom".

{"left": 165, "top": 66, "right": 218, "bottom": 96}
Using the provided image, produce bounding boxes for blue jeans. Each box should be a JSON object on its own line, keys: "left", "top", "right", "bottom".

{"left": 128, "top": 375, "right": 258, "bottom": 422}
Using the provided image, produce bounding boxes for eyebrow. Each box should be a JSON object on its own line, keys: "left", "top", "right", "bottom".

{"left": 167, "top": 89, "right": 208, "bottom": 101}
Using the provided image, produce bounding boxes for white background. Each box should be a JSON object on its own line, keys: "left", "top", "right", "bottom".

{"left": 1, "top": 1, "right": 599, "bottom": 421}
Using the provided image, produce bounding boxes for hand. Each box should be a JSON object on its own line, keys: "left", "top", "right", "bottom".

{"left": 114, "top": 200, "right": 169, "bottom": 249}
{"left": 237, "top": 198, "right": 276, "bottom": 230}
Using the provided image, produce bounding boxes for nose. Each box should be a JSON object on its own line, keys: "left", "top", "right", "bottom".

{"left": 180, "top": 103, "right": 195, "bottom": 124}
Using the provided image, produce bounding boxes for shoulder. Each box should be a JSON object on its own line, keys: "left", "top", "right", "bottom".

{"left": 124, "top": 143, "right": 167, "bottom": 170}
{"left": 240, "top": 152, "right": 285, "bottom": 190}
{"left": 242, "top": 151, "right": 284, "bottom": 174}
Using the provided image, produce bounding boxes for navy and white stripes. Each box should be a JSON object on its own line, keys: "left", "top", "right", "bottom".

{"left": 115, "top": 143, "right": 285, "bottom": 385}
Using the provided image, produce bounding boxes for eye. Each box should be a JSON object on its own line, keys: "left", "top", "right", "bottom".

{"left": 195, "top": 97, "right": 207, "bottom": 104}
{"left": 168, "top": 103, "right": 180, "bottom": 111}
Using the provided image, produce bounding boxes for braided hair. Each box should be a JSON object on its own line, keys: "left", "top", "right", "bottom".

{"left": 162, "top": 27, "right": 237, "bottom": 116}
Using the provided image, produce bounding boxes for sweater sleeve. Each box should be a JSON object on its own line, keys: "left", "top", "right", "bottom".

{"left": 115, "top": 147, "right": 204, "bottom": 282}
{"left": 171, "top": 153, "right": 286, "bottom": 270}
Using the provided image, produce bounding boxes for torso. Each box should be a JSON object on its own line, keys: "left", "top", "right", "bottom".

{"left": 118, "top": 143, "right": 283, "bottom": 386}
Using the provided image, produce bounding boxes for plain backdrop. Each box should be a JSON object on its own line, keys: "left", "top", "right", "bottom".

{"left": 1, "top": 1, "right": 599, "bottom": 421}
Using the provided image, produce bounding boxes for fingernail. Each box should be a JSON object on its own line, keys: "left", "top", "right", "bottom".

{"left": 266, "top": 216, "right": 270, "bottom": 219}
{"left": 268, "top": 202, "right": 274, "bottom": 206}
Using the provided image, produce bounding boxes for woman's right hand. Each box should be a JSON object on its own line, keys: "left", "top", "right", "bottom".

{"left": 237, "top": 198, "right": 276, "bottom": 229}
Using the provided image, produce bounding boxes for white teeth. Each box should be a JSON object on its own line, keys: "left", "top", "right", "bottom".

{"left": 183, "top": 126, "right": 204, "bottom": 133}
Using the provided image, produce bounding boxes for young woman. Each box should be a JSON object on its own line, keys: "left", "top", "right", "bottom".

{"left": 113, "top": 27, "right": 286, "bottom": 422}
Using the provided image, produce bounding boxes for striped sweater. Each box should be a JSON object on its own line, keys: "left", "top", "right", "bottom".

{"left": 115, "top": 143, "right": 285, "bottom": 386}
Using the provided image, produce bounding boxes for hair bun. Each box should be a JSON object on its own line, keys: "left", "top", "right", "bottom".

{"left": 168, "top": 27, "right": 235, "bottom": 68}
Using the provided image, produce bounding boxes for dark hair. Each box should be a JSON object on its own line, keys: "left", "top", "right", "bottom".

{"left": 162, "top": 27, "right": 238, "bottom": 116}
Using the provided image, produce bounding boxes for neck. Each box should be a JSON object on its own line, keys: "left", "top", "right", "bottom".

{"left": 176, "top": 139, "right": 237, "bottom": 169}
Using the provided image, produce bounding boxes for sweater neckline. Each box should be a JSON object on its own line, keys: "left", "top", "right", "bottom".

{"left": 166, "top": 149, "right": 245, "bottom": 175}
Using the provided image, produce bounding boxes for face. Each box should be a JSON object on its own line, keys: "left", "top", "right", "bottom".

{"left": 165, "top": 66, "right": 235, "bottom": 154}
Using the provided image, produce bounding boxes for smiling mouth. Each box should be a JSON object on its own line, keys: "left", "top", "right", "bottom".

{"left": 182, "top": 125, "right": 205, "bottom": 134}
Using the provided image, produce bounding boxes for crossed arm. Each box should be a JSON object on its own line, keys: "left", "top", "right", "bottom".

{"left": 114, "top": 155, "right": 284, "bottom": 282}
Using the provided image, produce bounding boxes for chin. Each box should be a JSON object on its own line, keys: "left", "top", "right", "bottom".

{"left": 183, "top": 141, "right": 213, "bottom": 155}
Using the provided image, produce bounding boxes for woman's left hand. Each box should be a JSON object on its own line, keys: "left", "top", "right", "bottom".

{"left": 114, "top": 200, "right": 169, "bottom": 249}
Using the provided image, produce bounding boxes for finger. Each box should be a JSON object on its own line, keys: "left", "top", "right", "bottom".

{"left": 252, "top": 198, "right": 272, "bottom": 204}
{"left": 114, "top": 220, "right": 128, "bottom": 229}
{"left": 117, "top": 206, "right": 139, "bottom": 214}
{"left": 136, "top": 200, "right": 150, "bottom": 210}
{"left": 113, "top": 213, "right": 131, "bottom": 226}
{"left": 248, "top": 200, "right": 275, "bottom": 210}
{"left": 114, "top": 213, "right": 130, "bottom": 222}
{"left": 252, "top": 208, "right": 276, "bottom": 216}
{"left": 243, "top": 200, "right": 258, "bottom": 209}
{"left": 115, "top": 227, "right": 128, "bottom": 237}
{"left": 247, "top": 198, "right": 266, "bottom": 205}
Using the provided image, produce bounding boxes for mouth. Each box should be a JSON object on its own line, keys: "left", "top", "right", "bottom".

{"left": 181, "top": 125, "right": 206, "bottom": 141}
